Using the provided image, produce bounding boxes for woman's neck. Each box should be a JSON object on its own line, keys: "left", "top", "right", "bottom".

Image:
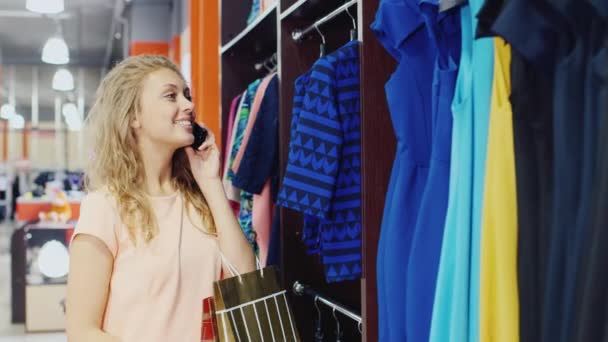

{"left": 138, "top": 140, "right": 176, "bottom": 197}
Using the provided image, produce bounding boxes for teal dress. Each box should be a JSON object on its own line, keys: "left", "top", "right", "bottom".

{"left": 430, "top": 0, "right": 494, "bottom": 341}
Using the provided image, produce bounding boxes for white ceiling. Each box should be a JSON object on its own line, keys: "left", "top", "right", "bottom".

{"left": 0, "top": 0, "right": 116, "bottom": 66}
{"left": 0, "top": 0, "right": 176, "bottom": 123}
{"left": 0, "top": 0, "right": 118, "bottom": 122}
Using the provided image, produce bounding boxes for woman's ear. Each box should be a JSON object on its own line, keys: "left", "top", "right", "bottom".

{"left": 130, "top": 118, "right": 141, "bottom": 129}
{"left": 130, "top": 111, "right": 142, "bottom": 129}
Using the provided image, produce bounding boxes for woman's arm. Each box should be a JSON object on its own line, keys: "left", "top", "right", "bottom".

{"left": 201, "top": 179, "right": 256, "bottom": 274}
{"left": 66, "top": 234, "right": 121, "bottom": 342}
{"left": 185, "top": 128, "right": 256, "bottom": 274}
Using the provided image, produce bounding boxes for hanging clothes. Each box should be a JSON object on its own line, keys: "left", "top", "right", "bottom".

{"left": 231, "top": 73, "right": 275, "bottom": 176}
{"left": 473, "top": 1, "right": 520, "bottom": 341}
{"left": 232, "top": 74, "right": 279, "bottom": 196}
{"left": 282, "top": 71, "right": 323, "bottom": 256}
{"left": 561, "top": 8, "right": 604, "bottom": 342}
{"left": 223, "top": 92, "right": 247, "bottom": 205}
{"left": 488, "top": 0, "right": 559, "bottom": 340}
{"left": 571, "top": 5, "right": 608, "bottom": 342}
{"left": 277, "top": 40, "right": 362, "bottom": 283}
{"left": 222, "top": 94, "right": 243, "bottom": 217}
{"left": 266, "top": 205, "right": 282, "bottom": 267}
{"left": 228, "top": 74, "right": 272, "bottom": 256}
{"left": 478, "top": 38, "right": 519, "bottom": 342}
{"left": 405, "top": 1, "right": 460, "bottom": 342}
{"left": 222, "top": 94, "right": 242, "bottom": 173}
{"left": 228, "top": 80, "right": 262, "bottom": 252}
{"left": 371, "top": 1, "right": 433, "bottom": 340}
{"left": 573, "top": 56, "right": 608, "bottom": 342}
{"left": 539, "top": 1, "right": 597, "bottom": 341}
{"left": 247, "top": 0, "right": 261, "bottom": 25}
{"left": 430, "top": 0, "right": 494, "bottom": 341}
{"left": 232, "top": 75, "right": 280, "bottom": 267}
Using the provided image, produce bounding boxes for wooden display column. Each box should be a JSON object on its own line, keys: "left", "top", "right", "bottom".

{"left": 358, "top": 1, "right": 397, "bottom": 340}
{"left": 216, "top": 0, "right": 396, "bottom": 340}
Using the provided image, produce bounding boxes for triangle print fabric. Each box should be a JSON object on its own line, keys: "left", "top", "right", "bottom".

{"left": 277, "top": 41, "right": 362, "bottom": 283}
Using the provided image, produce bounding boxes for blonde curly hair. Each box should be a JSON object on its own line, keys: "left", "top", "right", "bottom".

{"left": 84, "top": 54, "right": 216, "bottom": 243}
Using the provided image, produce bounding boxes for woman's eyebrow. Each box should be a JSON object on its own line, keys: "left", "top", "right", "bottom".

{"left": 161, "top": 83, "right": 179, "bottom": 90}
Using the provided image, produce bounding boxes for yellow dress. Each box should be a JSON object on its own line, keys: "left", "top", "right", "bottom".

{"left": 479, "top": 38, "right": 519, "bottom": 342}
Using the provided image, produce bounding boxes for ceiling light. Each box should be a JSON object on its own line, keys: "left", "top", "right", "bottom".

{"left": 8, "top": 114, "right": 25, "bottom": 130}
{"left": 52, "top": 68, "right": 74, "bottom": 91}
{"left": 42, "top": 37, "right": 70, "bottom": 65}
{"left": 26, "top": 0, "right": 64, "bottom": 14}
{"left": 0, "top": 104, "right": 15, "bottom": 119}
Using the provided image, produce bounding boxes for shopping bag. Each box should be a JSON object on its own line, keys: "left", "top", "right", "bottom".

{"left": 201, "top": 296, "right": 218, "bottom": 341}
{"left": 213, "top": 254, "right": 300, "bottom": 342}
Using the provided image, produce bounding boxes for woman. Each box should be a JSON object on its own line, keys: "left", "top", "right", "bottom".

{"left": 66, "top": 55, "right": 255, "bottom": 341}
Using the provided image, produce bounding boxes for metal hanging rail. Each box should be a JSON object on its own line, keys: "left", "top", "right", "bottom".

{"left": 292, "top": 281, "right": 362, "bottom": 327}
{"left": 291, "top": 0, "right": 358, "bottom": 42}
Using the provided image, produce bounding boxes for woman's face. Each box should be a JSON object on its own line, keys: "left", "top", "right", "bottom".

{"left": 132, "top": 68, "right": 194, "bottom": 149}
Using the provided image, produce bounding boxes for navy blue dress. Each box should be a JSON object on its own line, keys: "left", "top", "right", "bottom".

{"left": 490, "top": 1, "right": 558, "bottom": 341}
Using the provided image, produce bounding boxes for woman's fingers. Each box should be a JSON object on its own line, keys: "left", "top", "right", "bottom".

{"left": 197, "top": 130, "right": 216, "bottom": 152}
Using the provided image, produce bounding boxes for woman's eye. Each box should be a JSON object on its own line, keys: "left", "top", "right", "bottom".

{"left": 165, "top": 93, "right": 177, "bottom": 100}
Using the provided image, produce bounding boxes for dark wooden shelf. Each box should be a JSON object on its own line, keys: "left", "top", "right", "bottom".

{"left": 220, "top": 4, "right": 278, "bottom": 55}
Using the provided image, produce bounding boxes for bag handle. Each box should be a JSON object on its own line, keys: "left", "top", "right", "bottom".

{"left": 218, "top": 250, "right": 264, "bottom": 283}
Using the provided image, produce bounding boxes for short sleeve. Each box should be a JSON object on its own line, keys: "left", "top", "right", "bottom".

{"left": 492, "top": 0, "right": 560, "bottom": 63}
{"left": 72, "top": 191, "right": 119, "bottom": 258}
{"left": 370, "top": 0, "right": 425, "bottom": 60}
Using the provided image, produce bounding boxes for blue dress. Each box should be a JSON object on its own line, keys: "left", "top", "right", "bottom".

{"left": 406, "top": 2, "right": 460, "bottom": 341}
{"left": 430, "top": 0, "right": 494, "bottom": 341}
{"left": 371, "top": 1, "right": 436, "bottom": 340}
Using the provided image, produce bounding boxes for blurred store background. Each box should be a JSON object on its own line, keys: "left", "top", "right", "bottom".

{"left": 0, "top": 0, "right": 216, "bottom": 339}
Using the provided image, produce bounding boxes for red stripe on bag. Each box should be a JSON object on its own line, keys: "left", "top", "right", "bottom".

{"left": 201, "top": 298, "right": 215, "bottom": 341}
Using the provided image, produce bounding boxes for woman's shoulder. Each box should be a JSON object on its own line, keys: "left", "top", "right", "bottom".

{"left": 81, "top": 186, "right": 118, "bottom": 212}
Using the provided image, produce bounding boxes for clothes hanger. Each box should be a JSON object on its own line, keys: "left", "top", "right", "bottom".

{"left": 315, "top": 23, "right": 327, "bottom": 57}
{"left": 345, "top": 2, "right": 357, "bottom": 41}
{"left": 333, "top": 307, "right": 343, "bottom": 342}
{"left": 314, "top": 296, "right": 324, "bottom": 342}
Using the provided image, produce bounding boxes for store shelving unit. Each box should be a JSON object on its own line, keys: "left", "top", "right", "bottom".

{"left": 218, "top": 1, "right": 396, "bottom": 340}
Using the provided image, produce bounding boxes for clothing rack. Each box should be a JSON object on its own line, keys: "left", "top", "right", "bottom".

{"left": 292, "top": 281, "right": 362, "bottom": 327}
{"left": 254, "top": 53, "right": 278, "bottom": 72}
{"left": 291, "top": 0, "right": 358, "bottom": 42}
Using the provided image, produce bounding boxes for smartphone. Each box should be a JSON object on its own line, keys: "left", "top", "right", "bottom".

{"left": 191, "top": 122, "right": 208, "bottom": 150}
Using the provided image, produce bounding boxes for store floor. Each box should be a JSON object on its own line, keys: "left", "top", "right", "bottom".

{"left": 0, "top": 221, "right": 66, "bottom": 342}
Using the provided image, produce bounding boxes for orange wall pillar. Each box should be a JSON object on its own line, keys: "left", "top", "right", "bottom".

{"left": 130, "top": 41, "right": 170, "bottom": 57}
{"left": 170, "top": 35, "right": 181, "bottom": 66}
{"left": 190, "top": 0, "right": 220, "bottom": 151}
